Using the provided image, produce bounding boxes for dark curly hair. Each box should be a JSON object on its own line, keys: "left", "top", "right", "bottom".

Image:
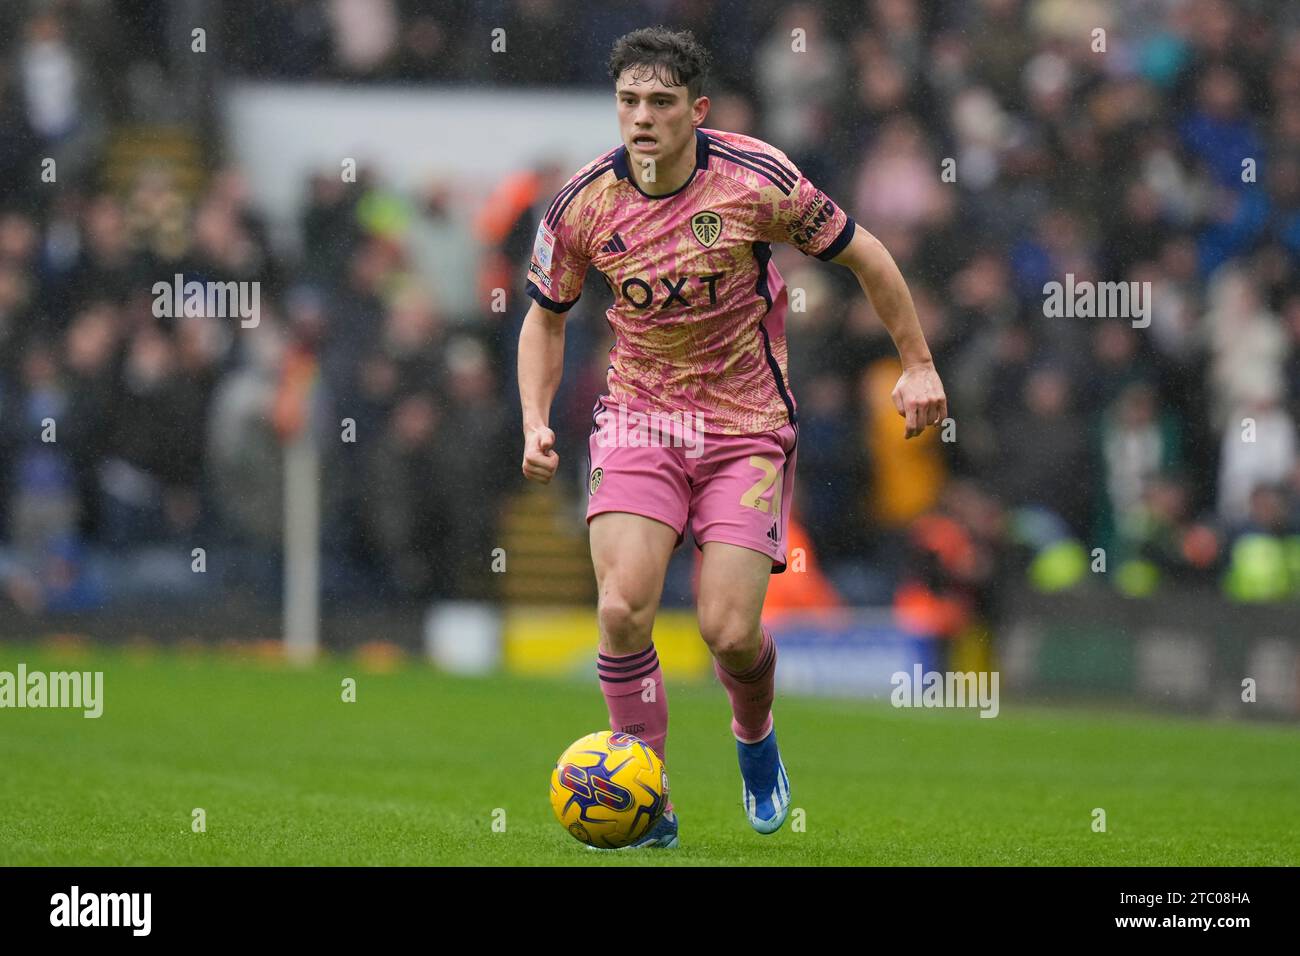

{"left": 608, "top": 27, "right": 711, "bottom": 102}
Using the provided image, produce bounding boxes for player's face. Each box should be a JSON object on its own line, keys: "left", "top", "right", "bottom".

{"left": 615, "top": 69, "right": 704, "bottom": 164}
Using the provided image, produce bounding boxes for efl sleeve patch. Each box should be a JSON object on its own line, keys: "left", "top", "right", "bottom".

{"left": 523, "top": 210, "right": 589, "bottom": 307}
{"left": 533, "top": 222, "right": 556, "bottom": 272}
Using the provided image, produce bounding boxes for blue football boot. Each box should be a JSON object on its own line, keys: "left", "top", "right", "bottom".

{"left": 586, "top": 808, "right": 679, "bottom": 852}
{"left": 737, "top": 728, "right": 791, "bottom": 834}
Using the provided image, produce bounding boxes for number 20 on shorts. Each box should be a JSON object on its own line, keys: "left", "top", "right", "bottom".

{"left": 740, "top": 456, "right": 781, "bottom": 518}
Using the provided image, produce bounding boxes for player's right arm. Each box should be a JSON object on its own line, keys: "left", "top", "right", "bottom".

{"left": 517, "top": 171, "right": 595, "bottom": 483}
{"left": 518, "top": 299, "right": 565, "bottom": 483}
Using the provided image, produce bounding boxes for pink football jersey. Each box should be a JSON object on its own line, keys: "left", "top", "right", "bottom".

{"left": 525, "top": 127, "right": 855, "bottom": 435}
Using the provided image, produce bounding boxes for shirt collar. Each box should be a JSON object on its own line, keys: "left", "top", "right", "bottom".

{"left": 613, "top": 128, "right": 710, "bottom": 197}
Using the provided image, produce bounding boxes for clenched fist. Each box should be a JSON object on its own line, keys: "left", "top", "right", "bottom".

{"left": 522, "top": 425, "right": 559, "bottom": 483}
{"left": 892, "top": 361, "right": 948, "bottom": 439}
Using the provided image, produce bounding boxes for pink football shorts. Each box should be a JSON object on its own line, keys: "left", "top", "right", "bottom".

{"left": 585, "top": 403, "right": 798, "bottom": 573}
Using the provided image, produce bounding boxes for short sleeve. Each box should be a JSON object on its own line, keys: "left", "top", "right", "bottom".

{"left": 525, "top": 199, "right": 590, "bottom": 313}
{"left": 766, "top": 169, "right": 856, "bottom": 261}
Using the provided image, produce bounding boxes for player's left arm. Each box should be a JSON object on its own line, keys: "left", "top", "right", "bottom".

{"left": 831, "top": 224, "right": 948, "bottom": 439}
{"left": 764, "top": 152, "right": 948, "bottom": 439}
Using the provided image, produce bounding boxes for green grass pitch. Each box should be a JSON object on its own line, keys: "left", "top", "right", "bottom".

{"left": 2, "top": 642, "right": 1297, "bottom": 866}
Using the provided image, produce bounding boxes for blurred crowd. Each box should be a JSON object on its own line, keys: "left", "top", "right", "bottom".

{"left": 3, "top": 0, "right": 1300, "bottom": 616}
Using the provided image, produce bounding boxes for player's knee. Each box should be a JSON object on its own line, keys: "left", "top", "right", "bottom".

{"left": 698, "top": 608, "right": 760, "bottom": 661}
{"left": 597, "top": 592, "right": 653, "bottom": 648}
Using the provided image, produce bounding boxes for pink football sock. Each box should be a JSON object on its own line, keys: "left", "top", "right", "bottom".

{"left": 597, "top": 643, "right": 672, "bottom": 813}
{"left": 713, "top": 625, "right": 777, "bottom": 744}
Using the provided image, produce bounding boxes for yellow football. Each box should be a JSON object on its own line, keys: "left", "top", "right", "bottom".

{"left": 549, "top": 731, "right": 668, "bottom": 848}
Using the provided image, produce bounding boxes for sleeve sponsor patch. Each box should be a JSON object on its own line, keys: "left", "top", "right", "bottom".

{"left": 791, "top": 193, "right": 835, "bottom": 249}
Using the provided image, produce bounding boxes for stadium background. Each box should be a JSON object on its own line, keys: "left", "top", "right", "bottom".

{"left": 1, "top": 0, "right": 1297, "bottom": 710}
{"left": 1, "top": 0, "right": 1299, "bottom": 868}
